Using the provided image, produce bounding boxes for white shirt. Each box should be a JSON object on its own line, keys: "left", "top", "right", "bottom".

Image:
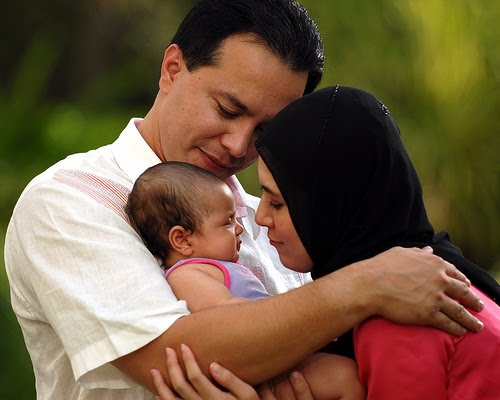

{"left": 4, "top": 118, "right": 309, "bottom": 400}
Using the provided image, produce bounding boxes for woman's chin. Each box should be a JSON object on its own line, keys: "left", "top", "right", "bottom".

{"left": 278, "top": 256, "right": 307, "bottom": 274}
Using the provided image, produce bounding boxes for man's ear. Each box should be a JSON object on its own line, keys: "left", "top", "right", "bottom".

{"left": 159, "top": 44, "right": 186, "bottom": 93}
{"left": 168, "top": 225, "right": 195, "bottom": 257}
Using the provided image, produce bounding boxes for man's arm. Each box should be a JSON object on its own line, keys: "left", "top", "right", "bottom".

{"left": 113, "top": 246, "right": 484, "bottom": 392}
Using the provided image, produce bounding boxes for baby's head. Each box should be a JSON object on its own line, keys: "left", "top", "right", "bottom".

{"left": 127, "top": 162, "right": 242, "bottom": 265}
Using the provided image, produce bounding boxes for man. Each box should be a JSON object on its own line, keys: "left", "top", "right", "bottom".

{"left": 4, "top": 1, "right": 483, "bottom": 399}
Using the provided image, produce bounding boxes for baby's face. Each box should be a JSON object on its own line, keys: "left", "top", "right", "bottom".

{"left": 255, "top": 158, "right": 313, "bottom": 273}
{"left": 190, "top": 184, "right": 243, "bottom": 263}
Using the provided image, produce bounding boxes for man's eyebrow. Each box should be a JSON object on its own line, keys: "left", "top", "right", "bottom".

{"left": 221, "top": 93, "right": 256, "bottom": 116}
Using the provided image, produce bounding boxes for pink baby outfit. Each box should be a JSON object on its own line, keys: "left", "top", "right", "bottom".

{"left": 166, "top": 258, "right": 271, "bottom": 301}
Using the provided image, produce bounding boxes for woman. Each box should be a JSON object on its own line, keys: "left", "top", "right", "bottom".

{"left": 254, "top": 85, "right": 500, "bottom": 398}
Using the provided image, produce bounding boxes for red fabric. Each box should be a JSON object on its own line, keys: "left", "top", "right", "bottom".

{"left": 354, "top": 286, "right": 500, "bottom": 399}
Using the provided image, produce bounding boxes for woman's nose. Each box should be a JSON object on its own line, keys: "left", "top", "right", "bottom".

{"left": 255, "top": 203, "right": 271, "bottom": 228}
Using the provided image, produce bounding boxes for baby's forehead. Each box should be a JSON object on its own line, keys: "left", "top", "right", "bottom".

{"left": 205, "top": 183, "right": 237, "bottom": 206}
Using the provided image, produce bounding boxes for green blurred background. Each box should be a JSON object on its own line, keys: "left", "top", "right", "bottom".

{"left": 1, "top": 1, "right": 498, "bottom": 397}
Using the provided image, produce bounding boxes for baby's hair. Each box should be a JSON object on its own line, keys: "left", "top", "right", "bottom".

{"left": 126, "top": 161, "right": 227, "bottom": 260}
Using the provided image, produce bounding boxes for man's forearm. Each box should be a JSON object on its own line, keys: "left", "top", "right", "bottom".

{"left": 113, "top": 247, "right": 484, "bottom": 392}
{"left": 113, "top": 263, "right": 371, "bottom": 391}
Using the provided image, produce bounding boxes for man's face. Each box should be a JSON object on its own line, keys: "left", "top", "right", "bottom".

{"left": 153, "top": 33, "right": 308, "bottom": 180}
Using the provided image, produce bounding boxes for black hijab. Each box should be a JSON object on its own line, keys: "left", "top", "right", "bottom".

{"left": 256, "top": 85, "right": 499, "bottom": 305}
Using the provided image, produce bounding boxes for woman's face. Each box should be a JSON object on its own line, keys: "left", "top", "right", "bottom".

{"left": 255, "top": 158, "right": 313, "bottom": 272}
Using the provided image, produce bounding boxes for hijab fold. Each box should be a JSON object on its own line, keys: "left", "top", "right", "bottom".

{"left": 256, "top": 85, "right": 499, "bottom": 304}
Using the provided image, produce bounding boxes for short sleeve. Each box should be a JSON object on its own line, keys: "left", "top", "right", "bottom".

{"left": 6, "top": 176, "right": 189, "bottom": 389}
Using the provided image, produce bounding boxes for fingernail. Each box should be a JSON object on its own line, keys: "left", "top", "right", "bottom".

{"left": 166, "top": 347, "right": 177, "bottom": 360}
{"left": 290, "top": 371, "right": 303, "bottom": 383}
{"left": 422, "top": 246, "right": 433, "bottom": 253}
{"left": 180, "top": 343, "right": 188, "bottom": 353}
{"left": 477, "top": 319, "right": 484, "bottom": 330}
{"left": 210, "top": 362, "right": 221, "bottom": 374}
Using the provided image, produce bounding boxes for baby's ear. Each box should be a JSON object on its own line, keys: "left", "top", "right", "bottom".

{"left": 168, "top": 225, "right": 194, "bottom": 256}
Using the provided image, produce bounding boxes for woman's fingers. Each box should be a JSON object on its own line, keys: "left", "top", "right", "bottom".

{"left": 151, "top": 368, "right": 181, "bottom": 400}
{"left": 165, "top": 347, "right": 202, "bottom": 400}
{"left": 257, "top": 381, "right": 277, "bottom": 400}
{"left": 256, "top": 373, "right": 315, "bottom": 400}
{"left": 288, "top": 372, "right": 315, "bottom": 400}
{"left": 180, "top": 344, "right": 260, "bottom": 399}
{"left": 179, "top": 344, "right": 225, "bottom": 399}
{"left": 209, "top": 361, "right": 260, "bottom": 399}
{"left": 156, "top": 345, "right": 316, "bottom": 400}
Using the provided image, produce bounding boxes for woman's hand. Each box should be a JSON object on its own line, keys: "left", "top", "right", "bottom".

{"left": 151, "top": 344, "right": 315, "bottom": 400}
{"left": 257, "top": 372, "right": 315, "bottom": 400}
{"left": 151, "top": 344, "right": 256, "bottom": 400}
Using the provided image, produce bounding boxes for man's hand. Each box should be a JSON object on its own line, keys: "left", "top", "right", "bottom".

{"left": 357, "top": 246, "right": 484, "bottom": 336}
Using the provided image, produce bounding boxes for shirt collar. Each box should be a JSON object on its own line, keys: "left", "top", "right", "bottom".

{"left": 225, "top": 176, "right": 248, "bottom": 218}
{"left": 111, "top": 118, "right": 162, "bottom": 183}
{"left": 228, "top": 177, "right": 261, "bottom": 239}
{"left": 112, "top": 119, "right": 250, "bottom": 218}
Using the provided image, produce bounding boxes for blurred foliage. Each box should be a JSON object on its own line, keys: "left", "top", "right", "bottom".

{"left": 0, "top": 0, "right": 498, "bottom": 398}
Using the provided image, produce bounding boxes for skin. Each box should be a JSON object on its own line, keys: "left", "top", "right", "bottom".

{"left": 186, "top": 185, "right": 243, "bottom": 263}
{"left": 164, "top": 178, "right": 363, "bottom": 399}
{"left": 112, "top": 34, "right": 484, "bottom": 394}
{"left": 256, "top": 159, "right": 313, "bottom": 273}
{"left": 165, "top": 184, "right": 251, "bottom": 311}
{"left": 151, "top": 344, "right": 314, "bottom": 400}
{"left": 167, "top": 183, "right": 243, "bottom": 266}
{"left": 139, "top": 33, "right": 307, "bottom": 180}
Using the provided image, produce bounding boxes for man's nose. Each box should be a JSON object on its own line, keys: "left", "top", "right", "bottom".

{"left": 221, "top": 124, "right": 255, "bottom": 159}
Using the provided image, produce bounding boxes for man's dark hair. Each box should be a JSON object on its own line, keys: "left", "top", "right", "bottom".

{"left": 171, "top": 0, "right": 324, "bottom": 94}
{"left": 126, "top": 162, "right": 226, "bottom": 261}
